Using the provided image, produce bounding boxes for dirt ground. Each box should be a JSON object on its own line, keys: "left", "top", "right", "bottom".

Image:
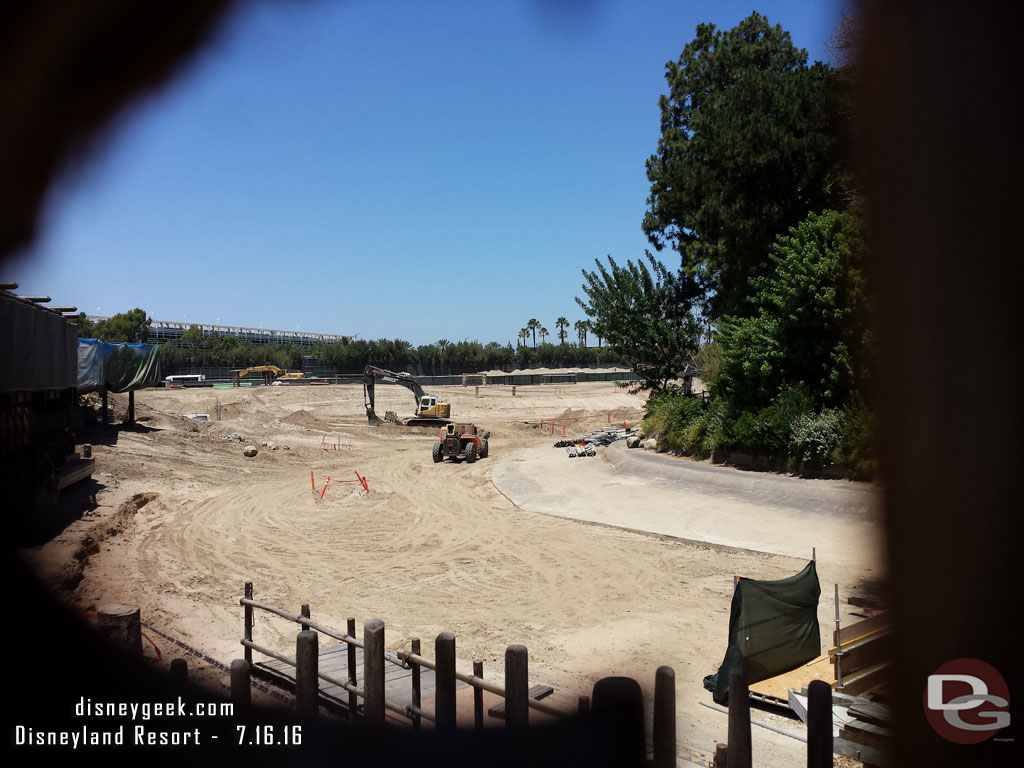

{"left": 23, "top": 379, "right": 882, "bottom": 767}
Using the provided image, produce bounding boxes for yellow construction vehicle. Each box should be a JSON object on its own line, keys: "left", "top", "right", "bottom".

{"left": 362, "top": 365, "right": 452, "bottom": 426}
{"left": 233, "top": 365, "right": 306, "bottom": 386}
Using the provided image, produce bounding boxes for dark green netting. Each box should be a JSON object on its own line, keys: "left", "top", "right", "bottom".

{"left": 77, "top": 339, "right": 161, "bottom": 394}
{"left": 703, "top": 560, "right": 821, "bottom": 704}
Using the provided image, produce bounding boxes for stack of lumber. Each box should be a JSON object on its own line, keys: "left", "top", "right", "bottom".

{"left": 831, "top": 612, "right": 891, "bottom": 696}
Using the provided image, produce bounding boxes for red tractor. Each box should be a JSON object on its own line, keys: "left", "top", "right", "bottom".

{"left": 432, "top": 423, "right": 489, "bottom": 463}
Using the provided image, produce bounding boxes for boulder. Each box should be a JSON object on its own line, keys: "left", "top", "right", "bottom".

{"left": 626, "top": 436, "right": 641, "bottom": 449}
{"left": 243, "top": 446, "right": 258, "bottom": 458}
{"left": 642, "top": 438, "right": 659, "bottom": 451}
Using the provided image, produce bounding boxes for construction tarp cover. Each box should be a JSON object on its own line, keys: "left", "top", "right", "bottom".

{"left": 705, "top": 560, "right": 821, "bottom": 703}
{"left": 77, "top": 339, "right": 161, "bottom": 394}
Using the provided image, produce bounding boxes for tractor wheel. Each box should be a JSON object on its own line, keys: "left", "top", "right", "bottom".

{"left": 463, "top": 441, "right": 477, "bottom": 463}
{"left": 479, "top": 436, "right": 489, "bottom": 459}
{"left": 432, "top": 442, "right": 444, "bottom": 463}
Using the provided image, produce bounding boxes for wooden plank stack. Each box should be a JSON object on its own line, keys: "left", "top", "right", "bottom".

{"left": 831, "top": 612, "right": 891, "bottom": 696}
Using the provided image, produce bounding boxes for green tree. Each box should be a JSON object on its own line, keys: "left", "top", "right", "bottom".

{"left": 643, "top": 12, "right": 843, "bottom": 318}
{"left": 717, "top": 210, "right": 870, "bottom": 411}
{"left": 538, "top": 326, "right": 549, "bottom": 345}
{"left": 180, "top": 324, "right": 204, "bottom": 345}
{"left": 577, "top": 253, "right": 699, "bottom": 393}
{"left": 555, "top": 317, "right": 569, "bottom": 344}
{"left": 94, "top": 308, "right": 151, "bottom": 342}
{"left": 72, "top": 312, "right": 95, "bottom": 338}
{"left": 518, "top": 328, "right": 529, "bottom": 348}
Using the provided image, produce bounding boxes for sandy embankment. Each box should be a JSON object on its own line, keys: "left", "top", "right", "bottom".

{"left": 24, "top": 380, "right": 882, "bottom": 767}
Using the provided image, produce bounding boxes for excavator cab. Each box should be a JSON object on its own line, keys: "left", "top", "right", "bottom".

{"left": 417, "top": 396, "right": 450, "bottom": 419}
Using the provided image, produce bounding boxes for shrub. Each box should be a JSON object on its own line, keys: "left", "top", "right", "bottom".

{"left": 789, "top": 409, "right": 846, "bottom": 469}
{"left": 680, "top": 398, "right": 727, "bottom": 458}
{"left": 832, "top": 396, "right": 877, "bottom": 479}
{"left": 726, "top": 387, "right": 813, "bottom": 456}
{"left": 642, "top": 390, "right": 702, "bottom": 439}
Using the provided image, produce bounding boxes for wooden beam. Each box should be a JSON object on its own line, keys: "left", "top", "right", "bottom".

{"left": 833, "top": 612, "right": 890, "bottom": 647}
{"left": 838, "top": 661, "right": 891, "bottom": 696}
{"left": 830, "top": 630, "right": 893, "bottom": 676}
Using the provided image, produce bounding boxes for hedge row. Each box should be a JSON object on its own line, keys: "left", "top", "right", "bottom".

{"left": 641, "top": 388, "right": 876, "bottom": 479}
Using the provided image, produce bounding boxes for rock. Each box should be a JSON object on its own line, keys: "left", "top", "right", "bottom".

{"left": 243, "top": 446, "right": 258, "bottom": 457}
{"left": 637, "top": 430, "right": 647, "bottom": 440}
{"left": 643, "top": 438, "right": 659, "bottom": 451}
{"left": 626, "top": 436, "right": 641, "bottom": 449}
{"left": 260, "top": 441, "right": 279, "bottom": 450}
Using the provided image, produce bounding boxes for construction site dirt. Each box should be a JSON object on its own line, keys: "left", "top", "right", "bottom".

{"left": 21, "top": 380, "right": 882, "bottom": 767}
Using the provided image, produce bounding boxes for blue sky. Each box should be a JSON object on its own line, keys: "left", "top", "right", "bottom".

{"left": 10, "top": 0, "right": 844, "bottom": 347}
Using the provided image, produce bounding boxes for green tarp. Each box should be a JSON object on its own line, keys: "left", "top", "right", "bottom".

{"left": 77, "top": 339, "right": 161, "bottom": 394}
{"left": 704, "top": 560, "right": 821, "bottom": 704}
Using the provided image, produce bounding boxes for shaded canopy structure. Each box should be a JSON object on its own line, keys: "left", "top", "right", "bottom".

{"left": 77, "top": 338, "right": 161, "bottom": 394}
{"left": 705, "top": 560, "right": 821, "bottom": 704}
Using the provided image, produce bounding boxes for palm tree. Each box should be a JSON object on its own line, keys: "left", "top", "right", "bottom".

{"left": 527, "top": 318, "right": 540, "bottom": 348}
{"left": 555, "top": 317, "right": 569, "bottom": 344}
{"left": 574, "top": 319, "right": 589, "bottom": 347}
{"left": 518, "top": 328, "right": 529, "bottom": 348}
{"left": 539, "top": 326, "right": 549, "bottom": 345}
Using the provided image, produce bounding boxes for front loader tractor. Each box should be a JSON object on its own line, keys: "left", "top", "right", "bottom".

{"left": 432, "top": 423, "right": 490, "bottom": 464}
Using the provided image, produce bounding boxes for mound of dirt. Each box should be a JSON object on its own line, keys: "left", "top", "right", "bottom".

{"left": 282, "top": 409, "right": 324, "bottom": 429}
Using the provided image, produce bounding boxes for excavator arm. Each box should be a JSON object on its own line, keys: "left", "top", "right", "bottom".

{"left": 234, "top": 365, "right": 284, "bottom": 386}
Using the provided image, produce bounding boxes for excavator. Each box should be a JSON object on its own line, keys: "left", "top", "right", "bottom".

{"left": 362, "top": 365, "right": 452, "bottom": 426}
{"left": 233, "top": 365, "right": 306, "bottom": 386}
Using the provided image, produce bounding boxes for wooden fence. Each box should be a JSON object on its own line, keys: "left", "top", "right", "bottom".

{"left": 233, "top": 582, "right": 849, "bottom": 767}
{"left": 238, "top": 582, "right": 578, "bottom": 729}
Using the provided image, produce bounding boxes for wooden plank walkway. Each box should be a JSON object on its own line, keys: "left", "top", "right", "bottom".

{"left": 254, "top": 643, "right": 467, "bottom": 716}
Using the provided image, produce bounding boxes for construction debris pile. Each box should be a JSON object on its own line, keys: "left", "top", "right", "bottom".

{"left": 553, "top": 426, "right": 636, "bottom": 458}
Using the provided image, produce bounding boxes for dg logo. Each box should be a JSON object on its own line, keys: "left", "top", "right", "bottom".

{"left": 924, "top": 658, "right": 1011, "bottom": 744}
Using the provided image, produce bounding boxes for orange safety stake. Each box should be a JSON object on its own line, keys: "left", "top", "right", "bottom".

{"left": 311, "top": 470, "right": 316, "bottom": 491}
{"left": 355, "top": 470, "right": 370, "bottom": 493}
{"left": 319, "top": 476, "right": 331, "bottom": 499}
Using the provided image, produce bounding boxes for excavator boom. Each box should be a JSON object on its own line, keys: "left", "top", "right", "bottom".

{"left": 362, "top": 366, "right": 451, "bottom": 425}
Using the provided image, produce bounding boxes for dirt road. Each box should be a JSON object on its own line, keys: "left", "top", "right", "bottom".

{"left": 24, "top": 381, "right": 883, "bottom": 766}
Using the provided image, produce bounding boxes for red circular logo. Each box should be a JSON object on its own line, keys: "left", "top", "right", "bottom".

{"left": 924, "top": 658, "right": 1010, "bottom": 744}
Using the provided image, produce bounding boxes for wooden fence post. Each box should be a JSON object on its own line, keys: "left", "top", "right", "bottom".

{"left": 97, "top": 603, "right": 141, "bottom": 657}
{"left": 243, "top": 581, "right": 253, "bottom": 666}
{"left": 296, "top": 629, "right": 319, "bottom": 717}
{"left": 411, "top": 638, "right": 422, "bottom": 730}
{"left": 364, "top": 618, "right": 385, "bottom": 727}
{"left": 727, "top": 667, "right": 752, "bottom": 768}
{"left": 505, "top": 644, "right": 529, "bottom": 729}
{"left": 653, "top": 666, "right": 676, "bottom": 768}
{"left": 231, "top": 659, "right": 251, "bottom": 710}
{"left": 473, "top": 659, "right": 484, "bottom": 730}
{"left": 435, "top": 632, "right": 457, "bottom": 729}
{"left": 715, "top": 743, "right": 728, "bottom": 767}
{"left": 346, "top": 618, "right": 358, "bottom": 719}
{"left": 807, "top": 679, "right": 833, "bottom": 768}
